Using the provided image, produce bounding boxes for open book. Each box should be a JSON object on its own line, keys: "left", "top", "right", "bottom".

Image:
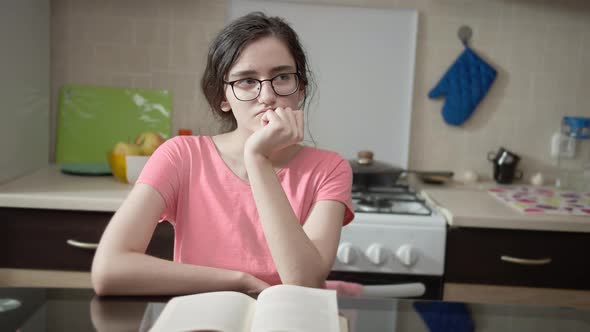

{"left": 149, "top": 284, "right": 347, "bottom": 332}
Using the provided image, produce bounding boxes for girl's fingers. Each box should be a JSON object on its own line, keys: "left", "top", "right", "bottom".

{"left": 275, "top": 107, "right": 297, "bottom": 133}
{"left": 264, "top": 109, "right": 280, "bottom": 125}
{"left": 284, "top": 107, "right": 297, "bottom": 129}
{"left": 264, "top": 107, "right": 302, "bottom": 142}
{"left": 261, "top": 111, "right": 270, "bottom": 126}
{"left": 294, "top": 110, "right": 304, "bottom": 139}
{"left": 273, "top": 107, "right": 289, "bottom": 126}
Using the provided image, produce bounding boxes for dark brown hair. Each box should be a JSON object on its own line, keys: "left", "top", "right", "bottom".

{"left": 201, "top": 12, "right": 313, "bottom": 131}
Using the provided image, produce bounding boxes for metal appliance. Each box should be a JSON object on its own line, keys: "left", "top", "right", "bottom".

{"left": 328, "top": 179, "right": 446, "bottom": 299}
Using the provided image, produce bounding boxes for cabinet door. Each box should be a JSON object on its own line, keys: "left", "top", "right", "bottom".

{"left": 445, "top": 227, "right": 590, "bottom": 290}
{"left": 444, "top": 283, "right": 590, "bottom": 309}
{"left": 0, "top": 208, "right": 173, "bottom": 271}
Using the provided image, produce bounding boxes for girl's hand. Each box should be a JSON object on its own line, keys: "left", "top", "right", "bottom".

{"left": 244, "top": 107, "right": 304, "bottom": 159}
{"left": 240, "top": 272, "right": 271, "bottom": 296}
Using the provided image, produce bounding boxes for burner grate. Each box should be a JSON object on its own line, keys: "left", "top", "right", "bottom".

{"left": 352, "top": 190, "right": 432, "bottom": 216}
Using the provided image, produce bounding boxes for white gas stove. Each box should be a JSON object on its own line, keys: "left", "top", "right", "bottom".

{"left": 329, "top": 182, "right": 447, "bottom": 299}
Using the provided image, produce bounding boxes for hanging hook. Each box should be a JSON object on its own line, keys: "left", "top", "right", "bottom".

{"left": 457, "top": 25, "right": 472, "bottom": 47}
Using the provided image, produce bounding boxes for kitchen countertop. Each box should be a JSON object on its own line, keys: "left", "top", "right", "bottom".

{"left": 2, "top": 166, "right": 590, "bottom": 233}
{"left": 0, "top": 165, "right": 131, "bottom": 212}
{"left": 417, "top": 180, "right": 590, "bottom": 233}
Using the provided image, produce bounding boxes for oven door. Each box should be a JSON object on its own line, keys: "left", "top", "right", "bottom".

{"left": 327, "top": 271, "right": 443, "bottom": 300}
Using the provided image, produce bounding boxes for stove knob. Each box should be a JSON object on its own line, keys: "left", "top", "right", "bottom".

{"left": 396, "top": 244, "right": 418, "bottom": 267}
{"left": 337, "top": 243, "right": 359, "bottom": 265}
{"left": 366, "top": 244, "right": 389, "bottom": 265}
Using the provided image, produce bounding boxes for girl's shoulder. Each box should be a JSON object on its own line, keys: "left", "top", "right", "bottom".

{"left": 294, "top": 145, "right": 351, "bottom": 171}
{"left": 299, "top": 145, "right": 347, "bottom": 161}
{"left": 164, "top": 134, "right": 209, "bottom": 144}
{"left": 160, "top": 135, "right": 214, "bottom": 154}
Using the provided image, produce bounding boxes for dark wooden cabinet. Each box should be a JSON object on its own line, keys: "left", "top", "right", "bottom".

{"left": 0, "top": 207, "right": 174, "bottom": 271}
{"left": 445, "top": 227, "right": 590, "bottom": 290}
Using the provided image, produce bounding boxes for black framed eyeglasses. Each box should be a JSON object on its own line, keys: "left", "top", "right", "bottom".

{"left": 223, "top": 73, "right": 300, "bottom": 101}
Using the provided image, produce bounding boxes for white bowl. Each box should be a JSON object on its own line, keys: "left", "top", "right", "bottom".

{"left": 125, "top": 155, "right": 150, "bottom": 184}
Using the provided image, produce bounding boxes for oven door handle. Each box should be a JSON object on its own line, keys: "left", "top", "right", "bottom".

{"left": 362, "top": 282, "right": 426, "bottom": 298}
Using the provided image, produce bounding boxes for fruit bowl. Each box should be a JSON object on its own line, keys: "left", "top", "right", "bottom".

{"left": 125, "top": 155, "right": 150, "bottom": 183}
{"left": 107, "top": 152, "right": 149, "bottom": 184}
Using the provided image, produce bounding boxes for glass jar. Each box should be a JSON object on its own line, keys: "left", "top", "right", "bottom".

{"left": 555, "top": 116, "right": 590, "bottom": 192}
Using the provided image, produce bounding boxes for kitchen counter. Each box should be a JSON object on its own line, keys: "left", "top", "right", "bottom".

{"left": 0, "top": 165, "right": 131, "bottom": 212}
{"left": 0, "top": 166, "right": 173, "bottom": 274}
{"left": 2, "top": 166, "right": 590, "bottom": 232}
{"left": 418, "top": 181, "right": 590, "bottom": 233}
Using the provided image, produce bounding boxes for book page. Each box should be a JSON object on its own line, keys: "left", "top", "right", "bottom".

{"left": 149, "top": 291, "right": 256, "bottom": 332}
{"left": 251, "top": 285, "right": 339, "bottom": 332}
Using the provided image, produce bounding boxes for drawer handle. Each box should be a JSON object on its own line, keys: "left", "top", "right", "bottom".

{"left": 66, "top": 239, "right": 99, "bottom": 250}
{"left": 501, "top": 255, "right": 552, "bottom": 265}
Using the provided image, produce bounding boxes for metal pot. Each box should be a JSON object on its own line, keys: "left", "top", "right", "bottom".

{"left": 349, "top": 151, "right": 454, "bottom": 190}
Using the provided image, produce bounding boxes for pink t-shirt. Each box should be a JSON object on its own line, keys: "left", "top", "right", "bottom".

{"left": 137, "top": 136, "right": 354, "bottom": 285}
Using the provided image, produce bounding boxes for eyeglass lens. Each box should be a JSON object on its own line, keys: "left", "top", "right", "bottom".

{"left": 232, "top": 73, "right": 298, "bottom": 101}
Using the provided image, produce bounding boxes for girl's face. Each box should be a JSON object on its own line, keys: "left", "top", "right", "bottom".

{"left": 221, "top": 36, "right": 304, "bottom": 133}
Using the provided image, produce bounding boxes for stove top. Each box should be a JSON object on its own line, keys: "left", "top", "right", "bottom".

{"left": 352, "top": 185, "right": 432, "bottom": 216}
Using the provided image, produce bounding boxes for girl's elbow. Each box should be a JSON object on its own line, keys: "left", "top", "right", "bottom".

{"left": 91, "top": 270, "right": 109, "bottom": 296}
{"left": 282, "top": 272, "right": 326, "bottom": 289}
{"left": 285, "top": 279, "right": 324, "bottom": 289}
{"left": 91, "top": 266, "right": 108, "bottom": 296}
{"left": 91, "top": 257, "right": 116, "bottom": 296}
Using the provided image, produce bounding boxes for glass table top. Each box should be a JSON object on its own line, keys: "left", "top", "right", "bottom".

{"left": 1, "top": 288, "right": 589, "bottom": 331}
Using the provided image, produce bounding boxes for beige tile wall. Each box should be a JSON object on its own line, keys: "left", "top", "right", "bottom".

{"left": 50, "top": 0, "right": 590, "bottom": 182}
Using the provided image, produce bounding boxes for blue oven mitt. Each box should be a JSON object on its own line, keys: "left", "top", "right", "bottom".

{"left": 428, "top": 46, "right": 497, "bottom": 126}
{"left": 413, "top": 301, "right": 474, "bottom": 332}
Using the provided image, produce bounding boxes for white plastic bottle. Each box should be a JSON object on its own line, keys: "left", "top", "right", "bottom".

{"left": 555, "top": 117, "right": 590, "bottom": 192}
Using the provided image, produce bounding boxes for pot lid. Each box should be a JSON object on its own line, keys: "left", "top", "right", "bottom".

{"left": 349, "top": 151, "right": 400, "bottom": 174}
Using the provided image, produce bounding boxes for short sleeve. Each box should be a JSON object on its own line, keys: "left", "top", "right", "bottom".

{"left": 136, "top": 137, "right": 184, "bottom": 223}
{"left": 315, "top": 156, "right": 355, "bottom": 225}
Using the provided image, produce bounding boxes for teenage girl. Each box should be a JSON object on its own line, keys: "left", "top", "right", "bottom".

{"left": 91, "top": 12, "right": 354, "bottom": 296}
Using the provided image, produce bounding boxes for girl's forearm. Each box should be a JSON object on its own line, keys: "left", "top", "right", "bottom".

{"left": 91, "top": 252, "right": 245, "bottom": 296}
{"left": 244, "top": 152, "right": 327, "bottom": 287}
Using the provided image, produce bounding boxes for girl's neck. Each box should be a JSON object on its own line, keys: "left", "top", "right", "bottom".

{"left": 217, "top": 128, "right": 253, "bottom": 160}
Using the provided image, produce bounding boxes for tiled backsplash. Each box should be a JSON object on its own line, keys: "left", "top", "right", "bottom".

{"left": 50, "top": 0, "right": 590, "bottom": 182}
